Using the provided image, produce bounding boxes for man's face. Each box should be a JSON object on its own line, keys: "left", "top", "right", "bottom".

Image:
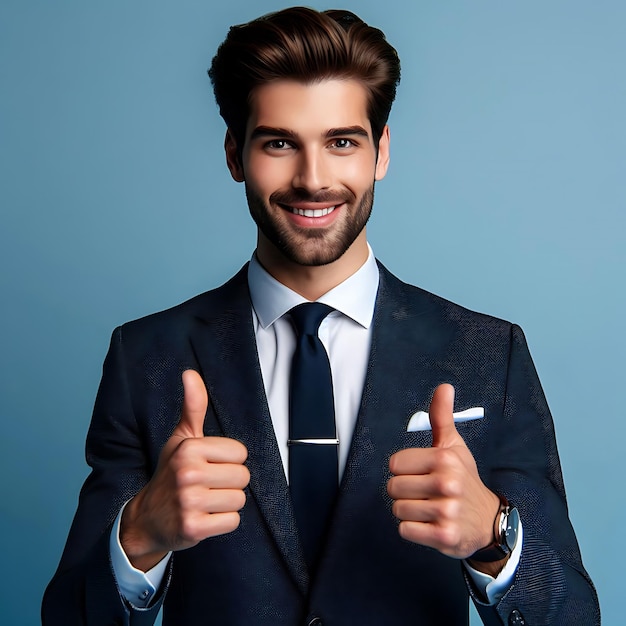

{"left": 226, "top": 79, "right": 389, "bottom": 268}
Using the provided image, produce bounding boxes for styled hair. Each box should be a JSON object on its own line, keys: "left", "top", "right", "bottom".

{"left": 208, "top": 7, "right": 401, "bottom": 150}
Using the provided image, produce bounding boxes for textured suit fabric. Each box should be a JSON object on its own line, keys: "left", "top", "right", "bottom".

{"left": 42, "top": 262, "right": 600, "bottom": 625}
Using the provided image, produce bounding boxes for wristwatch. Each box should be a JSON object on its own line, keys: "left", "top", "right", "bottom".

{"left": 469, "top": 494, "right": 520, "bottom": 563}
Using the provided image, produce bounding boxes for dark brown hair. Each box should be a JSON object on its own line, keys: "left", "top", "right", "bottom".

{"left": 208, "top": 7, "right": 401, "bottom": 150}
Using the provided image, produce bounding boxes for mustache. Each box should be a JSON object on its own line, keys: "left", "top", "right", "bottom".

{"left": 269, "top": 189, "right": 354, "bottom": 205}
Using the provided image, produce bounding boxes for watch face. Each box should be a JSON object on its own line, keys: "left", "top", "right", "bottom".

{"left": 503, "top": 507, "right": 520, "bottom": 551}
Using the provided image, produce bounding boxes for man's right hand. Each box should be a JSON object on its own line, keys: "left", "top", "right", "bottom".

{"left": 120, "top": 369, "right": 250, "bottom": 572}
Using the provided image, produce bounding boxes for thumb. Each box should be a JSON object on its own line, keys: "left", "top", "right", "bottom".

{"left": 429, "top": 383, "right": 461, "bottom": 448}
{"left": 173, "top": 369, "right": 208, "bottom": 439}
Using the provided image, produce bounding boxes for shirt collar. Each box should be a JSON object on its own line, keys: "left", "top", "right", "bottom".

{"left": 248, "top": 245, "right": 380, "bottom": 330}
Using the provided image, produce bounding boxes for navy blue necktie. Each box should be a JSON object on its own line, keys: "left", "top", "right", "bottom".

{"left": 288, "top": 303, "right": 338, "bottom": 570}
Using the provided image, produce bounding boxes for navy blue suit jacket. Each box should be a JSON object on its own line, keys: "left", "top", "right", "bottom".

{"left": 42, "top": 262, "right": 599, "bottom": 625}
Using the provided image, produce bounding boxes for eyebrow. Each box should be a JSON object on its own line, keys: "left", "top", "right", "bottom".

{"left": 250, "top": 125, "right": 370, "bottom": 141}
{"left": 326, "top": 126, "right": 370, "bottom": 139}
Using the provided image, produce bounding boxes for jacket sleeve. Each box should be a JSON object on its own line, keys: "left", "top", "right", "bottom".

{"left": 472, "top": 324, "right": 600, "bottom": 626}
{"left": 42, "top": 327, "right": 170, "bottom": 626}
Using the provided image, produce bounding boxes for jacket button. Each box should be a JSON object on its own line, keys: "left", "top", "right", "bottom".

{"left": 308, "top": 618, "right": 323, "bottom": 626}
{"left": 508, "top": 609, "right": 526, "bottom": 625}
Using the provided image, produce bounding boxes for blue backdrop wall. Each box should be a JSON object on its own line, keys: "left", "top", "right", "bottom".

{"left": 1, "top": 1, "right": 623, "bottom": 624}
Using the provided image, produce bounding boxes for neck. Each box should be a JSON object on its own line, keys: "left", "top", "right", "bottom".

{"left": 256, "top": 232, "right": 369, "bottom": 301}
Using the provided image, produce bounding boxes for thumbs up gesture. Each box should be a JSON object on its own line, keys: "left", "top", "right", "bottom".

{"left": 120, "top": 370, "right": 250, "bottom": 572}
{"left": 387, "top": 384, "right": 500, "bottom": 560}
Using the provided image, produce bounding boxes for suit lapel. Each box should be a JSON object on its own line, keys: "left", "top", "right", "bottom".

{"left": 189, "top": 267, "right": 308, "bottom": 594}
{"left": 323, "top": 265, "right": 438, "bottom": 558}
{"left": 345, "top": 263, "right": 436, "bottom": 478}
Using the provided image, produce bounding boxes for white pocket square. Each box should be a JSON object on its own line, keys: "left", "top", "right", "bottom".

{"left": 406, "top": 406, "right": 485, "bottom": 432}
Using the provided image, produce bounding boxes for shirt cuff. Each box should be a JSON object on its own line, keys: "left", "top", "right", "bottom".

{"left": 109, "top": 501, "right": 172, "bottom": 608}
{"left": 463, "top": 519, "right": 524, "bottom": 605}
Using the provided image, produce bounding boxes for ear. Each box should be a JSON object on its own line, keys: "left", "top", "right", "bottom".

{"left": 374, "top": 125, "right": 390, "bottom": 181}
{"left": 225, "top": 129, "right": 244, "bottom": 182}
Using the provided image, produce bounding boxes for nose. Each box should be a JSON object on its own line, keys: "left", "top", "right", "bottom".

{"left": 292, "top": 148, "right": 330, "bottom": 193}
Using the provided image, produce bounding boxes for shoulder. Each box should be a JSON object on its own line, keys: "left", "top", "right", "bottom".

{"left": 376, "top": 260, "right": 515, "bottom": 333}
{"left": 114, "top": 264, "right": 250, "bottom": 346}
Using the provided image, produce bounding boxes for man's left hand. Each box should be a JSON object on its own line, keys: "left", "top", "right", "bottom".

{"left": 387, "top": 383, "right": 501, "bottom": 561}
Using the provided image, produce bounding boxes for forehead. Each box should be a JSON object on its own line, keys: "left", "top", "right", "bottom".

{"left": 246, "top": 79, "right": 372, "bottom": 137}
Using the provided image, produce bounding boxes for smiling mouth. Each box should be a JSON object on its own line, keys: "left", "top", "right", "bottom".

{"left": 287, "top": 205, "right": 337, "bottom": 218}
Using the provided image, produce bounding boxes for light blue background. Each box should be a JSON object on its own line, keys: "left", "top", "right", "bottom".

{"left": 1, "top": 1, "right": 623, "bottom": 624}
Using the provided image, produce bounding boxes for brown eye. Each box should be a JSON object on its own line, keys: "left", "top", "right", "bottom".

{"left": 266, "top": 139, "right": 292, "bottom": 150}
{"left": 330, "top": 138, "right": 358, "bottom": 150}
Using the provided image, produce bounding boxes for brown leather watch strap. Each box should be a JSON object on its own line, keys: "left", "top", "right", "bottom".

{"left": 468, "top": 493, "right": 511, "bottom": 563}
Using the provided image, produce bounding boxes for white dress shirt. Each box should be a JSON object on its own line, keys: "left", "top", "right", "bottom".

{"left": 248, "top": 246, "right": 378, "bottom": 479}
{"left": 110, "top": 246, "right": 521, "bottom": 607}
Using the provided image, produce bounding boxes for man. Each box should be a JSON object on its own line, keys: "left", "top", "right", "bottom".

{"left": 43, "top": 7, "right": 599, "bottom": 625}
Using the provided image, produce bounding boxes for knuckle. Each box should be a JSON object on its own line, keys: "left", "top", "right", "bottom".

{"left": 177, "top": 487, "right": 202, "bottom": 512}
{"left": 435, "top": 522, "right": 461, "bottom": 549}
{"left": 441, "top": 476, "right": 463, "bottom": 498}
{"left": 450, "top": 478, "right": 465, "bottom": 498}
{"left": 432, "top": 472, "right": 462, "bottom": 499}
{"left": 439, "top": 498, "right": 460, "bottom": 521}
{"left": 179, "top": 516, "right": 202, "bottom": 542}
{"left": 175, "top": 466, "right": 200, "bottom": 488}
{"left": 434, "top": 447, "right": 456, "bottom": 469}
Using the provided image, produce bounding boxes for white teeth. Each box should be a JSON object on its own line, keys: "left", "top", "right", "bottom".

{"left": 292, "top": 206, "right": 336, "bottom": 217}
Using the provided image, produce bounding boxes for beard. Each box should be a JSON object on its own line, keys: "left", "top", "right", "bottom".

{"left": 245, "top": 184, "right": 375, "bottom": 267}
